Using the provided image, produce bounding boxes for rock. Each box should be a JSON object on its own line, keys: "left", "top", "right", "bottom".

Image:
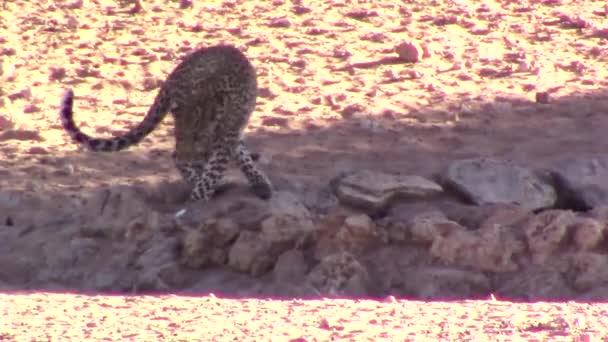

{"left": 567, "top": 252, "right": 608, "bottom": 291}
{"left": 589, "top": 205, "right": 608, "bottom": 220}
{"left": 259, "top": 191, "right": 316, "bottom": 244}
{"left": 435, "top": 202, "right": 495, "bottom": 230}
{"left": 437, "top": 202, "right": 532, "bottom": 231}
{"left": 92, "top": 272, "right": 120, "bottom": 291}
{"left": 135, "top": 236, "right": 180, "bottom": 271}
{"left": 392, "top": 267, "right": 491, "bottom": 300}
{"left": 173, "top": 188, "right": 272, "bottom": 231}
{"left": 67, "top": 237, "right": 100, "bottom": 264}
{"left": 228, "top": 231, "right": 275, "bottom": 277}
{"left": 273, "top": 249, "right": 309, "bottom": 284}
{"left": 0, "top": 253, "right": 40, "bottom": 285}
{"left": 442, "top": 158, "right": 557, "bottom": 210}
{"left": 386, "top": 201, "right": 443, "bottom": 222}
{"left": 523, "top": 210, "right": 574, "bottom": 263}
{"left": 332, "top": 170, "right": 443, "bottom": 213}
{"left": 477, "top": 204, "right": 531, "bottom": 230}
{"left": 578, "top": 285, "right": 608, "bottom": 301}
{"left": 300, "top": 187, "right": 339, "bottom": 214}
{"left": 180, "top": 218, "right": 240, "bottom": 268}
{"left": 0, "top": 190, "right": 75, "bottom": 230}
{"left": 306, "top": 251, "right": 370, "bottom": 296}
{"left": 571, "top": 217, "right": 605, "bottom": 250}
{"left": 154, "top": 262, "right": 190, "bottom": 288}
{"left": 264, "top": 282, "right": 320, "bottom": 298}
{"left": 130, "top": 234, "right": 183, "bottom": 291}
{"left": 134, "top": 267, "right": 170, "bottom": 292}
{"left": 551, "top": 154, "right": 608, "bottom": 209}
{"left": 76, "top": 186, "right": 153, "bottom": 239}
{"left": 361, "top": 245, "right": 435, "bottom": 296}
{"left": 335, "top": 214, "right": 387, "bottom": 248}
{"left": 380, "top": 217, "right": 410, "bottom": 243}
{"left": 179, "top": 190, "right": 315, "bottom": 277}
{"left": 494, "top": 265, "right": 574, "bottom": 301}
{"left": 429, "top": 223, "right": 524, "bottom": 272}
{"left": 313, "top": 209, "right": 386, "bottom": 259}
{"left": 409, "top": 212, "right": 463, "bottom": 243}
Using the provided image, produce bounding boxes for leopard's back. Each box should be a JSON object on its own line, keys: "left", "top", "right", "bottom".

{"left": 167, "top": 45, "right": 258, "bottom": 162}
{"left": 60, "top": 45, "right": 257, "bottom": 156}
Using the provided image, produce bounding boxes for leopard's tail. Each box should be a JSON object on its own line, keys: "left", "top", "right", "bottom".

{"left": 59, "top": 88, "right": 172, "bottom": 152}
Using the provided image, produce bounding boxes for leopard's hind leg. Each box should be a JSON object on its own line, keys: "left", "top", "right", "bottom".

{"left": 187, "top": 142, "right": 232, "bottom": 201}
{"left": 234, "top": 140, "right": 273, "bottom": 200}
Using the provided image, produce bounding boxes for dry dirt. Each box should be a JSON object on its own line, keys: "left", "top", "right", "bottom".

{"left": 1, "top": 0, "right": 608, "bottom": 340}
{"left": 1, "top": 292, "right": 607, "bottom": 341}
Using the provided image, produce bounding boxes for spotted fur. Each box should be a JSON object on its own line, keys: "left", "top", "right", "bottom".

{"left": 60, "top": 45, "right": 273, "bottom": 201}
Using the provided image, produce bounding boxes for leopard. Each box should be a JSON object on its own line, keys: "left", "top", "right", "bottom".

{"left": 59, "top": 45, "right": 273, "bottom": 202}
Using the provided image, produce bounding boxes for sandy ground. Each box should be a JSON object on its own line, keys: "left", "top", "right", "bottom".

{"left": 1, "top": 292, "right": 607, "bottom": 341}
{"left": 1, "top": 0, "right": 608, "bottom": 340}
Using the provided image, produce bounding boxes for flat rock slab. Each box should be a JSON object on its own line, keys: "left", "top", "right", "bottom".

{"left": 443, "top": 158, "right": 556, "bottom": 210}
{"left": 333, "top": 170, "right": 443, "bottom": 212}
{"left": 551, "top": 154, "right": 608, "bottom": 210}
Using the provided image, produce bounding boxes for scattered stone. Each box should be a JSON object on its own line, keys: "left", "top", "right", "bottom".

{"left": 395, "top": 41, "right": 421, "bottom": 63}
{"left": 27, "top": 146, "right": 48, "bottom": 154}
{"left": 7, "top": 88, "right": 31, "bottom": 101}
{"left": 551, "top": 154, "right": 608, "bottom": 209}
{"left": 442, "top": 158, "right": 557, "bottom": 210}
{"left": 23, "top": 104, "right": 41, "bottom": 113}
{"left": 523, "top": 210, "right": 574, "bottom": 263}
{"left": 344, "top": 9, "right": 378, "bottom": 20}
{"left": 292, "top": 5, "right": 311, "bottom": 15}
{"left": 0, "top": 129, "right": 43, "bottom": 142}
{"left": 179, "top": 0, "right": 193, "bottom": 9}
{"left": 268, "top": 17, "right": 291, "bottom": 28}
{"left": 49, "top": 66, "right": 68, "bottom": 81}
{"left": 0, "top": 116, "right": 13, "bottom": 131}
{"left": 333, "top": 170, "right": 443, "bottom": 213}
